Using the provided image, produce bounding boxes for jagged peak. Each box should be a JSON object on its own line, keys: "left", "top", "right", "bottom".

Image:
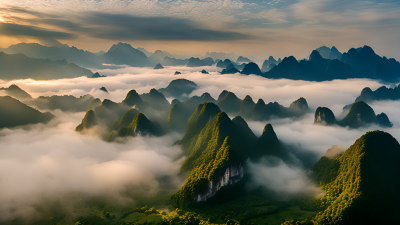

{"left": 349, "top": 101, "right": 374, "bottom": 114}
{"left": 123, "top": 89, "right": 142, "bottom": 106}
{"left": 101, "top": 99, "right": 118, "bottom": 108}
{"left": 361, "top": 87, "right": 373, "bottom": 95}
{"left": 242, "top": 95, "right": 254, "bottom": 103}
{"left": 220, "top": 91, "right": 239, "bottom": 101}
{"left": 198, "top": 102, "right": 221, "bottom": 115}
{"left": 360, "top": 45, "right": 375, "bottom": 54}
{"left": 262, "top": 124, "right": 277, "bottom": 138}
{"left": 217, "top": 90, "right": 230, "bottom": 101}
{"left": 309, "top": 50, "right": 323, "bottom": 61}
{"left": 255, "top": 99, "right": 266, "bottom": 105}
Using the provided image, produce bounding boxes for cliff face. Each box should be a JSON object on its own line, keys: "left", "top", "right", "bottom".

{"left": 195, "top": 165, "right": 244, "bottom": 202}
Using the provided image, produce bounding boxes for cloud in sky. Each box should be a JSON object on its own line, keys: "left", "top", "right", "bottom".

{"left": 0, "top": 22, "right": 75, "bottom": 39}
{"left": 82, "top": 12, "right": 253, "bottom": 41}
{"left": 0, "top": 1, "right": 400, "bottom": 59}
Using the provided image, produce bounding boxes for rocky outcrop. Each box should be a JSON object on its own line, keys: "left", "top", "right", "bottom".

{"left": 196, "top": 165, "right": 244, "bottom": 202}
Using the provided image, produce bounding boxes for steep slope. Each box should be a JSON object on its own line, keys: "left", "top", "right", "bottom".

{"left": 253, "top": 124, "right": 291, "bottom": 161}
{"left": 174, "top": 111, "right": 257, "bottom": 204}
{"left": 75, "top": 110, "right": 97, "bottom": 131}
{"left": 261, "top": 56, "right": 278, "bottom": 72}
{"left": 174, "top": 100, "right": 300, "bottom": 206}
{"left": 315, "top": 46, "right": 342, "bottom": 60}
{"left": 0, "top": 96, "right": 53, "bottom": 128}
{"left": 237, "top": 95, "right": 255, "bottom": 118}
{"left": 312, "top": 131, "right": 400, "bottom": 224}
{"left": 288, "top": 97, "right": 309, "bottom": 116}
{"left": 122, "top": 89, "right": 143, "bottom": 107}
{"left": 179, "top": 102, "right": 221, "bottom": 153}
{"left": 167, "top": 102, "right": 192, "bottom": 132}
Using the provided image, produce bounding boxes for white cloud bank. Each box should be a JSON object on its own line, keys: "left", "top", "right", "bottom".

{"left": 1, "top": 66, "right": 399, "bottom": 219}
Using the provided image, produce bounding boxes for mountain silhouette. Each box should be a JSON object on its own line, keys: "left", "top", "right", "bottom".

{"left": 103, "top": 42, "right": 148, "bottom": 67}
{"left": 0, "top": 96, "right": 53, "bottom": 128}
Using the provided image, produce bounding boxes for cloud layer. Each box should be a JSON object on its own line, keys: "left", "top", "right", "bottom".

{"left": 1, "top": 66, "right": 400, "bottom": 220}
{"left": 0, "top": 110, "right": 184, "bottom": 220}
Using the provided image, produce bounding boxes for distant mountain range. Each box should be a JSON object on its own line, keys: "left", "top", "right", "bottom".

{"left": 1, "top": 42, "right": 218, "bottom": 69}
{"left": 354, "top": 84, "right": 400, "bottom": 103}
{"left": 2, "top": 42, "right": 400, "bottom": 81}
{"left": 0, "top": 52, "right": 93, "bottom": 80}
{"left": 265, "top": 45, "right": 400, "bottom": 81}
{"left": 218, "top": 45, "right": 400, "bottom": 82}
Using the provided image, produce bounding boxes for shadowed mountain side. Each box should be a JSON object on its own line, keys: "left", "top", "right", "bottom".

{"left": 103, "top": 42, "right": 149, "bottom": 67}
{"left": 311, "top": 131, "right": 400, "bottom": 224}
{"left": 354, "top": 84, "right": 400, "bottom": 103}
{"left": 265, "top": 46, "right": 400, "bottom": 82}
{"left": 0, "top": 84, "right": 32, "bottom": 99}
{"left": 240, "top": 62, "right": 262, "bottom": 75}
{"left": 0, "top": 52, "right": 93, "bottom": 80}
{"left": 3, "top": 42, "right": 104, "bottom": 68}
{"left": 174, "top": 103, "right": 298, "bottom": 205}
{"left": 265, "top": 51, "right": 355, "bottom": 81}
{"left": 30, "top": 95, "right": 96, "bottom": 112}
{"left": 0, "top": 96, "right": 53, "bottom": 128}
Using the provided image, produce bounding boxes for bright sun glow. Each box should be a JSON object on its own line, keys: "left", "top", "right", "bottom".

{"left": 0, "top": 16, "right": 5, "bottom": 22}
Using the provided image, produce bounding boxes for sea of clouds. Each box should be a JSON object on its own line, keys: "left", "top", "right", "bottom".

{"left": 1, "top": 66, "right": 399, "bottom": 219}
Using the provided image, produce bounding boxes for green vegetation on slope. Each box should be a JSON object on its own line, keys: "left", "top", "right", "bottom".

{"left": 312, "top": 131, "right": 400, "bottom": 224}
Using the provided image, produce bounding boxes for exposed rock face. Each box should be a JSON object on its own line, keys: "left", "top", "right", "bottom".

{"left": 314, "top": 107, "right": 336, "bottom": 125}
{"left": 196, "top": 165, "right": 244, "bottom": 202}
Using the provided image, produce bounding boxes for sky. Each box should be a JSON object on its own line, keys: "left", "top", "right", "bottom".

{"left": 0, "top": 0, "right": 399, "bottom": 60}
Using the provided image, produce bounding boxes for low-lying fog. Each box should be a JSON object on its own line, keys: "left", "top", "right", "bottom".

{"left": 1, "top": 66, "right": 398, "bottom": 220}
